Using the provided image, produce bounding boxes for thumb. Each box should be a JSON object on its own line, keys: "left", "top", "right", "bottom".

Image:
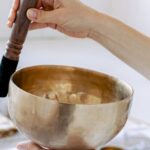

{"left": 27, "top": 8, "right": 62, "bottom": 24}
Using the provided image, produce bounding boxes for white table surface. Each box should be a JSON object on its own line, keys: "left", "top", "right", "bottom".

{"left": 0, "top": 37, "right": 150, "bottom": 149}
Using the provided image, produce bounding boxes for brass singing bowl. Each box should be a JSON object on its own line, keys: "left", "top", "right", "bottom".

{"left": 8, "top": 65, "right": 133, "bottom": 149}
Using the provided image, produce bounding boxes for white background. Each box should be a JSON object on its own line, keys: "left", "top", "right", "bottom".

{"left": 0, "top": 0, "right": 150, "bottom": 124}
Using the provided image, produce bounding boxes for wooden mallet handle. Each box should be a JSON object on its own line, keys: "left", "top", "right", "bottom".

{"left": 0, "top": 0, "right": 37, "bottom": 97}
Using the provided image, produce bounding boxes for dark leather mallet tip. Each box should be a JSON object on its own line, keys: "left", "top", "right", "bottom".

{"left": 0, "top": 56, "right": 18, "bottom": 97}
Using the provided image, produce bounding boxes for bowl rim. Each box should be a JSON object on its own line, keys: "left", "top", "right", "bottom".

{"left": 9, "top": 65, "right": 134, "bottom": 105}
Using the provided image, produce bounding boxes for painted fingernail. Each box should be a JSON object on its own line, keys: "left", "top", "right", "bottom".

{"left": 27, "top": 10, "right": 37, "bottom": 19}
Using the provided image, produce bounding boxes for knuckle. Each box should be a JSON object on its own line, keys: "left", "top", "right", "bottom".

{"left": 36, "top": 10, "right": 43, "bottom": 20}
{"left": 36, "top": 10, "right": 47, "bottom": 22}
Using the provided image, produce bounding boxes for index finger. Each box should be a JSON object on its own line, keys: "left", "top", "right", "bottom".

{"left": 12, "top": 0, "right": 20, "bottom": 11}
{"left": 7, "top": 0, "right": 20, "bottom": 27}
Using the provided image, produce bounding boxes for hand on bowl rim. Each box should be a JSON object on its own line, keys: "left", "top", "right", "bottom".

{"left": 17, "top": 141, "right": 52, "bottom": 150}
{"left": 17, "top": 141, "right": 95, "bottom": 150}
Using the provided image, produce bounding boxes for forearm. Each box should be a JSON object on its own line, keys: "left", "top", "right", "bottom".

{"left": 89, "top": 12, "right": 150, "bottom": 79}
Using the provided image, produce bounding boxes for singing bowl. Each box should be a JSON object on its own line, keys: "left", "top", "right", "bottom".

{"left": 8, "top": 65, "right": 133, "bottom": 149}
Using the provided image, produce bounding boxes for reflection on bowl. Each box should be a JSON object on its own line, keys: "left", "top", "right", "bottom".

{"left": 8, "top": 65, "right": 133, "bottom": 149}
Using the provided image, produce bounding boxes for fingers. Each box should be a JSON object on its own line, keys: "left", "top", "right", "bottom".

{"left": 7, "top": 0, "right": 20, "bottom": 28}
{"left": 29, "top": 22, "right": 56, "bottom": 30}
{"left": 29, "top": 22, "right": 48, "bottom": 30}
{"left": 27, "top": 8, "right": 64, "bottom": 24}
{"left": 36, "top": 0, "right": 42, "bottom": 9}
{"left": 7, "top": 0, "right": 42, "bottom": 28}
{"left": 17, "top": 141, "right": 41, "bottom": 150}
{"left": 41, "top": 0, "right": 54, "bottom": 10}
{"left": 17, "top": 141, "right": 54, "bottom": 150}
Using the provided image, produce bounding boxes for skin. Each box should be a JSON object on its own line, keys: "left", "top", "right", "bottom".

{"left": 8, "top": 0, "right": 97, "bottom": 38}
{"left": 16, "top": 141, "right": 45, "bottom": 150}
{"left": 8, "top": 0, "right": 150, "bottom": 149}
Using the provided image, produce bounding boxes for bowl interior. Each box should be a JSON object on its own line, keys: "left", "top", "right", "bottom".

{"left": 12, "top": 66, "right": 132, "bottom": 105}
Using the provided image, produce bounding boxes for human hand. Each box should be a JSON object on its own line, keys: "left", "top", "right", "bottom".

{"left": 8, "top": 0, "right": 99, "bottom": 38}
{"left": 16, "top": 141, "right": 95, "bottom": 150}
{"left": 17, "top": 141, "right": 51, "bottom": 150}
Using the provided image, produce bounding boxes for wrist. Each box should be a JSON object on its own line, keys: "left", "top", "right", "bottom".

{"left": 79, "top": 3, "right": 102, "bottom": 39}
{"left": 88, "top": 11, "right": 110, "bottom": 41}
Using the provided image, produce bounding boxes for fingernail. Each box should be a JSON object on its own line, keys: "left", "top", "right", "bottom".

{"left": 27, "top": 10, "right": 37, "bottom": 19}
